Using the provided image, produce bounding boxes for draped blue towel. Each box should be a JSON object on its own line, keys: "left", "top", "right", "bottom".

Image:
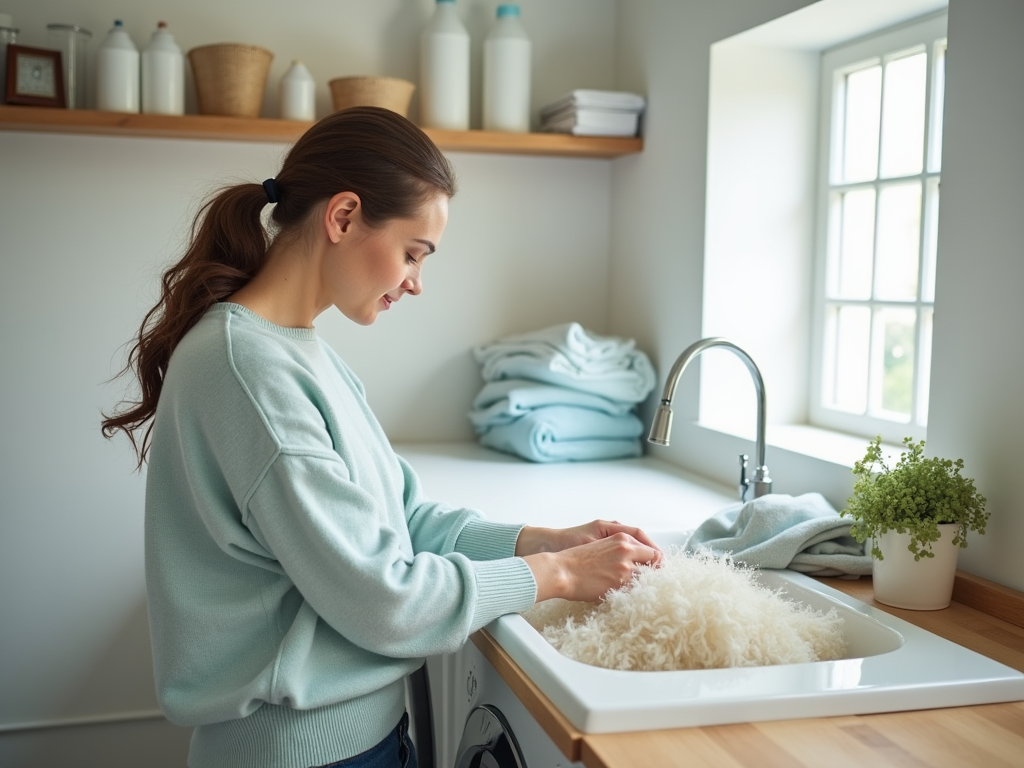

{"left": 685, "top": 493, "right": 872, "bottom": 577}
{"left": 472, "top": 322, "right": 656, "bottom": 403}
{"left": 477, "top": 406, "right": 644, "bottom": 463}
{"left": 470, "top": 379, "right": 634, "bottom": 430}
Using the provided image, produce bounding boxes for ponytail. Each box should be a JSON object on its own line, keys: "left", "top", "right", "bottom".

{"left": 102, "top": 106, "right": 457, "bottom": 467}
{"left": 101, "top": 183, "right": 269, "bottom": 467}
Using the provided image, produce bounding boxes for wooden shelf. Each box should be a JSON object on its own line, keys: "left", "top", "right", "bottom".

{"left": 0, "top": 105, "right": 643, "bottom": 158}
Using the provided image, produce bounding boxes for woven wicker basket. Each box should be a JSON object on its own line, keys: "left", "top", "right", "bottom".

{"left": 329, "top": 76, "right": 416, "bottom": 117}
{"left": 188, "top": 43, "right": 274, "bottom": 118}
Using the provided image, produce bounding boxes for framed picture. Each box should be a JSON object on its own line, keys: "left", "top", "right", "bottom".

{"left": 5, "top": 44, "right": 65, "bottom": 108}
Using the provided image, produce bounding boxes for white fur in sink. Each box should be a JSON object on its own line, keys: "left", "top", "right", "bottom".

{"left": 523, "top": 549, "right": 845, "bottom": 671}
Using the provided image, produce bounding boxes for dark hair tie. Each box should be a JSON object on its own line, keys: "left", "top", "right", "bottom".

{"left": 262, "top": 178, "right": 280, "bottom": 204}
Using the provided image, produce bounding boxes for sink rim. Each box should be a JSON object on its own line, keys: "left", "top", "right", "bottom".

{"left": 486, "top": 568, "right": 1024, "bottom": 733}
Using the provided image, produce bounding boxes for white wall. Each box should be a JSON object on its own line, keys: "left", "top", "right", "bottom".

{"left": 610, "top": 0, "right": 1024, "bottom": 592}
{"left": 4, "top": 0, "right": 616, "bottom": 129}
{"left": 926, "top": 0, "right": 1024, "bottom": 590}
{"left": 0, "top": 0, "right": 617, "bottom": 762}
{"left": 610, "top": 0, "right": 845, "bottom": 496}
{"left": 701, "top": 42, "right": 818, "bottom": 434}
{"left": 4, "top": 0, "right": 1024, "bottom": 762}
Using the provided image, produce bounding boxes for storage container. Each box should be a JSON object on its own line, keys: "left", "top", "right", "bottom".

{"left": 188, "top": 43, "right": 273, "bottom": 118}
{"left": 483, "top": 4, "right": 531, "bottom": 132}
{"left": 142, "top": 22, "right": 184, "bottom": 115}
{"left": 419, "top": 0, "right": 469, "bottom": 130}
{"left": 96, "top": 20, "right": 139, "bottom": 113}
{"left": 328, "top": 76, "right": 415, "bottom": 118}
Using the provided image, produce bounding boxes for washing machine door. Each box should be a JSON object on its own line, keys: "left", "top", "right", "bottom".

{"left": 454, "top": 705, "right": 527, "bottom": 768}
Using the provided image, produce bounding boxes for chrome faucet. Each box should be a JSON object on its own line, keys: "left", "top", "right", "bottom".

{"left": 647, "top": 337, "right": 772, "bottom": 502}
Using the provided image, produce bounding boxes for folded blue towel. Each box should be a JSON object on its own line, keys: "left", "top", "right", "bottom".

{"left": 685, "top": 493, "right": 871, "bottom": 577}
{"left": 477, "top": 406, "right": 644, "bottom": 463}
{"left": 470, "top": 379, "right": 634, "bottom": 430}
{"left": 472, "top": 323, "right": 656, "bottom": 403}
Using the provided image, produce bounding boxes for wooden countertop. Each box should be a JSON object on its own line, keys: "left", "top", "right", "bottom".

{"left": 472, "top": 571, "right": 1024, "bottom": 768}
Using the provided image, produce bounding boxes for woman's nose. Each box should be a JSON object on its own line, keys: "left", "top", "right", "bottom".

{"left": 403, "top": 274, "right": 422, "bottom": 296}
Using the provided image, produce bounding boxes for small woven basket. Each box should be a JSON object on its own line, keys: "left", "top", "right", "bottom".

{"left": 188, "top": 43, "right": 274, "bottom": 118}
{"left": 328, "top": 76, "right": 415, "bottom": 117}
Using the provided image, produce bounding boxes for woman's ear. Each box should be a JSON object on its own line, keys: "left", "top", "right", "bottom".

{"left": 324, "top": 192, "right": 361, "bottom": 243}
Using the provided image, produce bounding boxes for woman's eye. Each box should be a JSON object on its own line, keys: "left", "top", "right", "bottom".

{"left": 406, "top": 253, "right": 419, "bottom": 265}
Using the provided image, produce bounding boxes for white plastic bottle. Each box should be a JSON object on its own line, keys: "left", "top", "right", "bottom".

{"left": 419, "top": 0, "right": 470, "bottom": 130}
{"left": 142, "top": 21, "right": 184, "bottom": 115}
{"left": 279, "top": 60, "right": 316, "bottom": 121}
{"left": 96, "top": 20, "right": 139, "bottom": 113}
{"left": 483, "top": 4, "right": 531, "bottom": 133}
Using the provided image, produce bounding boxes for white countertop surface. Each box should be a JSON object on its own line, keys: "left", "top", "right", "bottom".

{"left": 393, "top": 448, "right": 1024, "bottom": 738}
{"left": 394, "top": 441, "right": 738, "bottom": 534}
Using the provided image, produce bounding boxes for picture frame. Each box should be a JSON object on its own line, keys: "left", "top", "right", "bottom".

{"left": 5, "top": 44, "right": 65, "bottom": 108}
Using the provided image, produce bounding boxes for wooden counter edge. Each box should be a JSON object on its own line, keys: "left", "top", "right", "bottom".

{"left": 817, "top": 572, "right": 1024, "bottom": 673}
{"left": 470, "top": 630, "right": 583, "bottom": 762}
{"left": 952, "top": 569, "right": 1024, "bottom": 629}
{"left": 473, "top": 571, "right": 1024, "bottom": 768}
{"left": 579, "top": 574, "right": 1024, "bottom": 768}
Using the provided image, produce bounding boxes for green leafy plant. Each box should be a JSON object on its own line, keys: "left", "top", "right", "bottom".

{"left": 841, "top": 436, "right": 989, "bottom": 561}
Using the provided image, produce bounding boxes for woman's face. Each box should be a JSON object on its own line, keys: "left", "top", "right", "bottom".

{"left": 326, "top": 192, "right": 449, "bottom": 326}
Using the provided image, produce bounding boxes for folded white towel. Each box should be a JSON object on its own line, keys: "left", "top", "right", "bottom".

{"left": 541, "top": 107, "right": 640, "bottom": 138}
{"left": 540, "top": 90, "right": 646, "bottom": 118}
{"left": 475, "top": 322, "right": 635, "bottom": 368}
{"left": 472, "top": 323, "right": 656, "bottom": 403}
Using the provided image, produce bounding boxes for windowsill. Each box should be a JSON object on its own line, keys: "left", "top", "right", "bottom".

{"left": 697, "top": 420, "right": 900, "bottom": 469}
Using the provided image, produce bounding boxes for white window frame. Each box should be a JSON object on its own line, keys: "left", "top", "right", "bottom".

{"left": 809, "top": 12, "right": 947, "bottom": 445}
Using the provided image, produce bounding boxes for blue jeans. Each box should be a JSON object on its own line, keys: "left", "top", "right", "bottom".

{"left": 318, "top": 712, "right": 417, "bottom": 768}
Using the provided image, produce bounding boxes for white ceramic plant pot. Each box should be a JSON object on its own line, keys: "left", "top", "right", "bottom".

{"left": 872, "top": 523, "right": 960, "bottom": 610}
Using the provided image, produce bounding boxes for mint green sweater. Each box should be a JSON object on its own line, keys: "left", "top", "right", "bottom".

{"left": 145, "top": 303, "right": 537, "bottom": 768}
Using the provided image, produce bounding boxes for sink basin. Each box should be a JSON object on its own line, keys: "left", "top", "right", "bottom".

{"left": 486, "top": 538, "right": 1024, "bottom": 733}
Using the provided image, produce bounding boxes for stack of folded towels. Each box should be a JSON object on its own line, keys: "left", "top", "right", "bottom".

{"left": 469, "top": 323, "right": 656, "bottom": 462}
{"left": 539, "top": 89, "right": 647, "bottom": 137}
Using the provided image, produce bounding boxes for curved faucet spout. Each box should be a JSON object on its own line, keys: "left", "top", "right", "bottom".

{"left": 647, "top": 337, "right": 772, "bottom": 501}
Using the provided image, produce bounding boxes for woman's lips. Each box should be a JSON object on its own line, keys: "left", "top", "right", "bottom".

{"left": 383, "top": 295, "right": 395, "bottom": 309}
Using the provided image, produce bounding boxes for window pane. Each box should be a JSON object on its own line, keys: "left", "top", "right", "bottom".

{"left": 875, "top": 182, "right": 921, "bottom": 301}
{"left": 928, "top": 42, "right": 946, "bottom": 173}
{"left": 922, "top": 178, "right": 940, "bottom": 302}
{"left": 831, "top": 189, "right": 876, "bottom": 299}
{"left": 825, "top": 304, "right": 870, "bottom": 413}
{"left": 917, "top": 308, "right": 933, "bottom": 426}
{"left": 842, "top": 65, "right": 881, "bottom": 183}
{"left": 880, "top": 51, "right": 927, "bottom": 178}
{"left": 871, "top": 307, "right": 916, "bottom": 419}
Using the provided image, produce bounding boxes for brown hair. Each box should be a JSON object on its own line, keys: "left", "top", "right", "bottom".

{"left": 101, "top": 106, "right": 457, "bottom": 467}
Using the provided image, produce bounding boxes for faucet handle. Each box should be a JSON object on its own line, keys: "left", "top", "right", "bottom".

{"left": 738, "top": 454, "right": 751, "bottom": 502}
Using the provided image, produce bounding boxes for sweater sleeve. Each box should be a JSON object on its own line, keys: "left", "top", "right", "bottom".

{"left": 243, "top": 452, "right": 537, "bottom": 658}
{"left": 396, "top": 453, "right": 526, "bottom": 561}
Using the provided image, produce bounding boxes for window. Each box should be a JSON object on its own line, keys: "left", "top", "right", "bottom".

{"left": 811, "top": 14, "right": 947, "bottom": 444}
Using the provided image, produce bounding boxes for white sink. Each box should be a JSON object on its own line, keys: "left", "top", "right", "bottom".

{"left": 395, "top": 445, "right": 1024, "bottom": 733}
{"left": 487, "top": 554, "right": 1024, "bottom": 733}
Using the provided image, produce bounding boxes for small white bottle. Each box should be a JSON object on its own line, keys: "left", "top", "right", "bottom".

{"left": 483, "top": 4, "right": 532, "bottom": 133}
{"left": 279, "top": 60, "right": 315, "bottom": 121}
{"left": 142, "top": 21, "right": 184, "bottom": 115}
{"left": 96, "top": 20, "right": 139, "bottom": 113}
{"left": 419, "top": 0, "right": 470, "bottom": 130}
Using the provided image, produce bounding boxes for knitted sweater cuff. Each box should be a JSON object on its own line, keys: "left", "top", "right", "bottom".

{"left": 470, "top": 557, "right": 537, "bottom": 630}
{"left": 454, "top": 517, "right": 525, "bottom": 560}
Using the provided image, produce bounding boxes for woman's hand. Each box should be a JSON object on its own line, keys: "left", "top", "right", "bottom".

{"left": 516, "top": 520, "right": 664, "bottom": 604}
{"left": 523, "top": 533, "right": 661, "bottom": 603}
{"left": 515, "top": 520, "right": 662, "bottom": 557}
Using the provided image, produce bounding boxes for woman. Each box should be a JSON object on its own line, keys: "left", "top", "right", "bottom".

{"left": 102, "top": 107, "right": 661, "bottom": 768}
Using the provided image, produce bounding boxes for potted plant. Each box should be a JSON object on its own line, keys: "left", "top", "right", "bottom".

{"left": 841, "top": 436, "right": 988, "bottom": 610}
